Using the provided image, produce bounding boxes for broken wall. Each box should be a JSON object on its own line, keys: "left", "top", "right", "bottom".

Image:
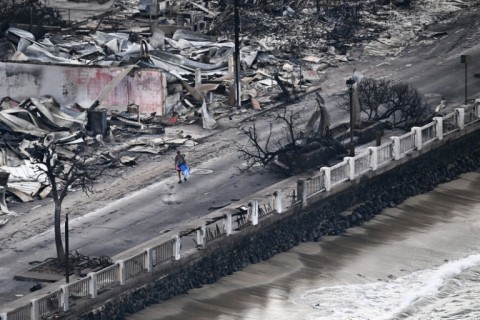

{"left": 0, "top": 62, "right": 166, "bottom": 115}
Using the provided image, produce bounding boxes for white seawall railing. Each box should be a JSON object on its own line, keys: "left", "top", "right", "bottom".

{"left": 1, "top": 101, "right": 480, "bottom": 320}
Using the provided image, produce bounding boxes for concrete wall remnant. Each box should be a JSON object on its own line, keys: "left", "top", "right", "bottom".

{"left": 0, "top": 62, "right": 166, "bottom": 115}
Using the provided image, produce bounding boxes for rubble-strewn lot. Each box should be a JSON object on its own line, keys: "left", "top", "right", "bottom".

{"left": 0, "top": 0, "right": 476, "bottom": 217}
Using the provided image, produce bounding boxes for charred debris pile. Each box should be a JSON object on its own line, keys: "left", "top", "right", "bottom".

{"left": 0, "top": 0, "right": 437, "bottom": 113}
{"left": 0, "top": 0, "right": 469, "bottom": 217}
{"left": 0, "top": 0, "right": 463, "bottom": 119}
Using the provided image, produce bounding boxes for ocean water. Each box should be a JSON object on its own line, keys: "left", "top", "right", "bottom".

{"left": 296, "top": 253, "right": 480, "bottom": 320}
{"left": 129, "top": 171, "right": 480, "bottom": 320}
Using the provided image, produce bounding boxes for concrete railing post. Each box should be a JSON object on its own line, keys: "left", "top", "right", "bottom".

{"left": 60, "top": 285, "right": 69, "bottom": 311}
{"left": 320, "top": 167, "right": 331, "bottom": 191}
{"left": 144, "top": 248, "right": 153, "bottom": 272}
{"left": 273, "top": 190, "right": 282, "bottom": 213}
{"left": 412, "top": 127, "right": 422, "bottom": 150}
{"left": 249, "top": 200, "right": 259, "bottom": 225}
{"left": 368, "top": 147, "right": 378, "bottom": 170}
{"left": 456, "top": 108, "right": 465, "bottom": 130}
{"left": 196, "top": 224, "right": 206, "bottom": 248}
{"left": 88, "top": 272, "right": 98, "bottom": 299}
{"left": 434, "top": 117, "right": 443, "bottom": 141}
{"left": 391, "top": 136, "right": 401, "bottom": 160}
{"left": 0, "top": 312, "right": 7, "bottom": 320}
{"left": 346, "top": 157, "right": 355, "bottom": 180}
{"left": 225, "top": 213, "right": 233, "bottom": 235}
{"left": 31, "top": 299, "right": 39, "bottom": 320}
{"left": 118, "top": 260, "right": 126, "bottom": 285}
{"left": 174, "top": 235, "right": 181, "bottom": 260}
{"left": 297, "top": 179, "right": 307, "bottom": 208}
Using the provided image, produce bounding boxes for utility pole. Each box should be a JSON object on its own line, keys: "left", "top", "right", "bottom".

{"left": 346, "top": 78, "right": 355, "bottom": 157}
{"left": 234, "top": 0, "right": 241, "bottom": 108}
{"left": 65, "top": 214, "right": 69, "bottom": 283}
{"left": 460, "top": 55, "right": 471, "bottom": 104}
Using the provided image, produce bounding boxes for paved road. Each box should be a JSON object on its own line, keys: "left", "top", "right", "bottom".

{"left": 319, "top": 9, "right": 480, "bottom": 107}
{"left": 0, "top": 114, "right": 289, "bottom": 304}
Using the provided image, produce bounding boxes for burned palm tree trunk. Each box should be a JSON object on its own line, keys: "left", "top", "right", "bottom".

{"left": 315, "top": 92, "right": 330, "bottom": 138}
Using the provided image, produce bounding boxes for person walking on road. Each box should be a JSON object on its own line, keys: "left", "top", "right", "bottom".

{"left": 174, "top": 150, "right": 188, "bottom": 183}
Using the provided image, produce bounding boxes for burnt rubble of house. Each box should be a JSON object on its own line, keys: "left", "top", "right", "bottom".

{"left": 0, "top": 94, "right": 197, "bottom": 216}
{"left": 0, "top": 0, "right": 460, "bottom": 120}
{"left": 0, "top": 0, "right": 439, "bottom": 117}
{"left": 0, "top": 0, "right": 470, "bottom": 217}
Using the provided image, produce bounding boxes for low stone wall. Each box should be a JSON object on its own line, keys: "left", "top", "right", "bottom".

{"left": 79, "top": 129, "right": 480, "bottom": 320}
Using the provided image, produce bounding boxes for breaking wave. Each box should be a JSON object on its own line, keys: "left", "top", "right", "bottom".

{"left": 295, "top": 253, "right": 480, "bottom": 320}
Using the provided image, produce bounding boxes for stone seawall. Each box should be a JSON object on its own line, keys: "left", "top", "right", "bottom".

{"left": 78, "top": 130, "right": 480, "bottom": 320}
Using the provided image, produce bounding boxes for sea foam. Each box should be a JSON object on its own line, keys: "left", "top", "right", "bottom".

{"left": 295, "top": 253, "right": 480, "bottom": 320}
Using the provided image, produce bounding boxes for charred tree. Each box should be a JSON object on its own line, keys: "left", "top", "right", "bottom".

{"left": 236, "top": 104, "right": 345, "bottom": 176}
{"left": 27, "top": 141, "right": 107, "bottom": 264}
{"left": 0, "top": 0, "right": 66, "bottom": 28}
{"left": 236, "top": 106, "right": 304, "bottom": 176}
{"left": 343, "top": 77, "right": 434, "bottom": 130}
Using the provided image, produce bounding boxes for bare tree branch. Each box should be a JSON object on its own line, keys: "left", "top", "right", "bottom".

{"left": 26, "top": 141, "right": 110, "bottom": 264}
{"left": 235, "top": 105, "right": 338, "bottom": 176}
{"left": 342, "top": 77, "right": 434, "bottom": 130}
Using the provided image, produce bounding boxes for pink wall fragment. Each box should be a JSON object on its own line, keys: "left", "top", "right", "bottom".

{"left": 0, "top": 61, "right": 166, "bottom": 115}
